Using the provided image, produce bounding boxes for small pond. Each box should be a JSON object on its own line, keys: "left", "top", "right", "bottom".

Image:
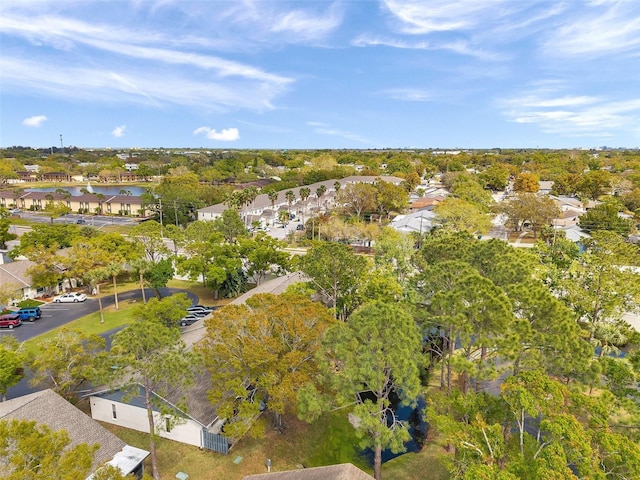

{"left": 360, "top": 392, "right": 428, "bottom": 465}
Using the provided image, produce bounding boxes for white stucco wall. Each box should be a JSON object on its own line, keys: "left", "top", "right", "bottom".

{"left": 90, "top": 396, "right": 204, "bottom": 448}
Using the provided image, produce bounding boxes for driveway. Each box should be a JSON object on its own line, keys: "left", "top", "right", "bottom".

{"left": 2, "top": 287, "right": 198, "bottom": 342}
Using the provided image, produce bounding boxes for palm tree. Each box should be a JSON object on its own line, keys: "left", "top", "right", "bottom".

{"left": 268, "top": 191, "right": 279, "bottom": 211}
{"left": 299, "top": 187, "right": 311, "bottom": 222}
{"left": 285, "top": 190, "right": 295, "bottom": 217}
{"left": 316, "top": 184, "right": 327, "bottom": 212}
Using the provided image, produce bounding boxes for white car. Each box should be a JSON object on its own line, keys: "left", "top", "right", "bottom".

{"left": 53, "top": 292, "right": 87, "bottom": 303}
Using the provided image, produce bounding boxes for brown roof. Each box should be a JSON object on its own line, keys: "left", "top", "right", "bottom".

{"left": 0, "top": 259, "right": 37, "bottom": 288}
{"left": 0, "top": 389, "right": 127, "bottom": 471}
{"left": 243, "top": 463, "right": 374, "bottom": 480}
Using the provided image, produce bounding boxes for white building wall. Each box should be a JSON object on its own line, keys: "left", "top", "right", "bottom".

{"left": 90, "top": 396, "right": 204, "bottom": 448}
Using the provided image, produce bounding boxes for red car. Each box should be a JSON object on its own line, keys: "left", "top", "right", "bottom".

{"left": 0, "top": 313, "right": 21, "bottom": 329}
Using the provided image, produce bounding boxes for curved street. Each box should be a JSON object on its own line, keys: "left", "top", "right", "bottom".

{"left": 3, "top": 287, "right": 199, "bottom": 400}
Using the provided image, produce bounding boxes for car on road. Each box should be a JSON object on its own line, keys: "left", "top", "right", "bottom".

{"left": 53, "top": 292, "right": 87, "bottom": 303}
{"left": 0, "top": 313, "right": 21, "bottom": 329}
{"left": 15, "top": 307, "right": 42, "bottom": 322}
{"left": 76, "top": 218, "right": 86, "bottom": 224}
{"left": 186, "top": 305, "right": 216, "bottom": 317}
{"left": 179, "top": 314, "right": 200, "bottom": 327}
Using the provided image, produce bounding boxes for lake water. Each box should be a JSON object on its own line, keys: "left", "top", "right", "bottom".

{"left": 24, "top": 185, "right": 149, "bottom": 196}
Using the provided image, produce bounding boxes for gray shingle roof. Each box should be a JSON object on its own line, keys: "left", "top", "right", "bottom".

{"left": 0, "top": 389, "right": 127, "bottom": 471}
{"left": 242, "top": 463, "right": 374, "bottom": 480}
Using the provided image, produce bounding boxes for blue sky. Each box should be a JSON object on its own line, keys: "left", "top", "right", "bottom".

{"left": 1, "top": 0, "right": 640, "bottom": 150}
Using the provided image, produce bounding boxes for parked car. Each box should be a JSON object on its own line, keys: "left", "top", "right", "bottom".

{"left": 296, "top": 224, "right": 305, "bottom": 231}
{"left": 186, "top": 305, "right": 216, "bottom": 317}
{"left": 53, "top": 292, "right": 87, "bottom": 303}
{"left": 76, "top": 218, "right": 86, "bottom": 224}
{"left": 15, "top": 307, "right": 42, "bottom": 322}
{"left": 179, "top": 314, "right": 200, "bottom": 327}
{"left": 0, "top": 313, "right": 21, "bottom": 329}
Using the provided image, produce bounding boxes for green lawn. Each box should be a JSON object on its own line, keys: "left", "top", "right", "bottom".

{"left": 99, "top": 409, "right": 450, "bottom": 480}
{"left": 24, "top": 299, "right": 140, "bottom": 355}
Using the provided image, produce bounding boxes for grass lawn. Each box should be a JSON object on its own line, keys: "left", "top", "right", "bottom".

{"left": 166, "top": 279, "right": 234, "bottom": 307}
{"left": 100, "top": 410, "right": 450, "bottom": 480}
{"left": 24, "top": 299, "right": 141, "bottom": 355}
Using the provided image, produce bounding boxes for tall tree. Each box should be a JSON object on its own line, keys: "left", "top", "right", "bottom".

{"left": 336, "top": 183, "right": 376, "bottom": 219}
{"left": 30, "top": 329, "right": 106, "bottom": 401}
{"left": 496, "top": 193, "right": 560, "bottom": 238}
{"left": 0, "top": 419, "right": 97, "bottom": 480}
{"left": 0, "top": 337, "right": 24, "bottom": 402}
{"left": 300, "top": 302, "right": 424, "bottom": 480}
{"left": 434, "top": 197, "right": 492, "bottom": 234}
{"left": 298, "top": 241, "right": 368, "bottom": 319}
{"left": 562, "top": 231, "right": 640, "bottom": 341}
{"left": 238, "top": 232, "right": 291, "bottom": 285}
{"left": 375, "top": 180, "right": 408, "bottom": 220}
{"left": 110, "top": 313, "right": 196, "bottom": 480}
{"left": 212, "top": 208, "right": 246, "bottom": 243}
{"left": 199, "top": 292, "right": 335, "bottom": 437}
{"left": 0, "top": 217, "right": 17, "bottom": 249}
{"left": 513, "top": 172, "right": 540, "bottom": 193}
{"left": 578, "top": 200, "right": 634, "bottom": 236}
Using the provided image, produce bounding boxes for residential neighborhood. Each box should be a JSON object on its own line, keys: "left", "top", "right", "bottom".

{"left": 1, "top": 146, "right": 639, "bottom": 480}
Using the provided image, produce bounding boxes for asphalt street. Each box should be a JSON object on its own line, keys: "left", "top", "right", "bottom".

{"left": 13, "top": 211, "right": 138, "bottom": 227}
{"left": 2, "top": 287, "right": 199, "bottom": 400}
{"left": 2, "top": 287, "right": 198, "bottom": 342}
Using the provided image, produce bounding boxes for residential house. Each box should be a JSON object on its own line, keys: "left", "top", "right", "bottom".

{"left": 408, "top": 195, "right": 446, "bottom": 212}
{"left": 41, "top": 172, "right": 72, "bottom": 182}
{"left": 242, "top": 463, "right": 374, "bottom": 480}
{"left": 90, "top": 374, "right": 230, "bottom": 454}
{"left": 16, "top": 171, "right": 39, "bottom": 182}
{"left": 5, "top": 191, "right": 147, "bottom": 216}
{"left": 0, "top": 257, "right": 76, "bottom": 304}
{"left": 197, "top": 176, "right": 404, "bottom": 223}
{"left": 389, "top": 209, "right": 436, "bottom": 234}
{"left": 0, "top": 389, "right": 149, "bottom": 479}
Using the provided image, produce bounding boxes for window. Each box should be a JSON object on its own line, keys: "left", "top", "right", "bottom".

{"left": 112, "top": 404, "right": 117, "bottom": 419}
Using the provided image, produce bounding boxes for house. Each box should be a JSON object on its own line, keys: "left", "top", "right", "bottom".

{"left": 7, "top": 191, "right": 147, "bottom": 217}
{"left": 389, "top": 209, "right": 436, "bottom": 234}
{"left": 41, "top": 172, "right": 72, "bottom": 182}
{"left": 90, "top": 375, "right": 230, "bottom": 454}
{"left": 197, "top": 176, "right": 404, "bottom": 223}
{"left": 0, "top": 257, "right": 77, "bottom": 304}
{"left": 0, "top": 389, "right": 149, "bottom": 479}
{"left": 242, "top": 463, "right": 374, "bottom": 480}
{"left": 408, "top": 195, "right": 446, "bottom": 211}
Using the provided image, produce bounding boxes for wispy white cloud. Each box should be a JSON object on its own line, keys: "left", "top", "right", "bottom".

{"left": 499, "top": 87, "right": 640, "bottom": 138}
{"left": 193, "top": 127, "right": 240, "bottom": 141}
{"left": 22, "top": 115, "right": 47, "bottom": 127}
{"left": 270, "top": 6, "right": 342, "bottom": 41}
{"left": 1, "top": 57, "right": 287, "bottom": 112}
{"left": 542, "top": 2, "right": 640, "bottom": 58}
{"left": 352, "top": 33, "right": 501, "bottom": 60}
{"left": 112, "top": 125, "right": 126, "bottom": 137}
{"left": 382, "top": 88, "right": 433, "bottom": 102}
{"left": 381, "top": 0, "right": 510, "bottom": 34}
{"left": 307, "top": 121, "right": 372, "bottom": 145}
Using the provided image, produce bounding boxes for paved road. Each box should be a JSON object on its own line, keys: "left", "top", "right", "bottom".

{"left": 3, "top": 288, "right": 199, "bottom": 400}
{"left": 2, "top": 287, "right": 198, "bottom": 343}
{"left": 14, "top": 211, "right": 138, "bottom": 227}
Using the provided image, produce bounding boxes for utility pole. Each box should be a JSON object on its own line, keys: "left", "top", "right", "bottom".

{"left": 59, "top": 134, "right": 64, "bottom": 154}
{"left": 174, "top": 201, "right": 179, "bottom": 226}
